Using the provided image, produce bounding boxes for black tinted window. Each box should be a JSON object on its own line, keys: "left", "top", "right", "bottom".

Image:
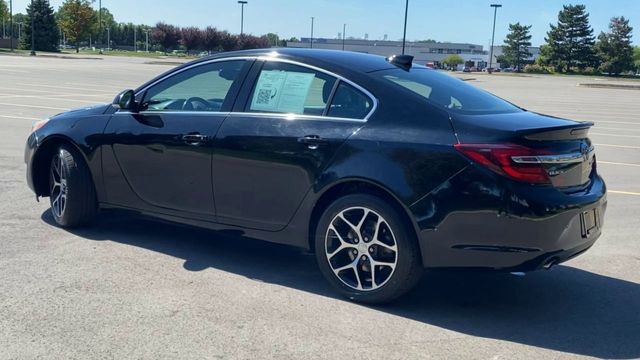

{"left": 375, "top": 68, "right": 521, "bottom": 114}
{"left": 327, "top": 82, "right": 372, "bottom": 119}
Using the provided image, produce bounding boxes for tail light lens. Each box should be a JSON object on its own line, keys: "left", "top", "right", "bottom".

{"left": 454, "top": 143, "right": 551, "bottom": 184}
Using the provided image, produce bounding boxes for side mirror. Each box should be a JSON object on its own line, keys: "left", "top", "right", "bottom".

{"left": 113, "top": 90, "right": 138, "bottom": 112}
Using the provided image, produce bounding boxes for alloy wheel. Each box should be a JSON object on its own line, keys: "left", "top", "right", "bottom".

{"left": 324, "top": 206, "right": 398, "bottom": 291}
{"left": 50, "top": 152, "right": 67, "bottom": 218}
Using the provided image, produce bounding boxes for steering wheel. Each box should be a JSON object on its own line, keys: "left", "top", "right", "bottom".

{"left": 182, "top": 97, "right": 211, "bottom": 111}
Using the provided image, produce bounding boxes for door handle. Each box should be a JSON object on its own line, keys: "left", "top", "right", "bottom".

{"left": 182, "top": 133, "right": 208, "bottom": 146}
{"left": 298, "top": 135, "right": 329, "bottom": 149}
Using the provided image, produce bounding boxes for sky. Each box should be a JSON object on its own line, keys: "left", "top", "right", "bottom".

{"left": 9, "top": 0, "right": 640, "bottom": 48}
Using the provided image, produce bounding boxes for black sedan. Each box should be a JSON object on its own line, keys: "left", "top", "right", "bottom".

{"left": 25, "top": 49, "right": 607, "bottom": 303}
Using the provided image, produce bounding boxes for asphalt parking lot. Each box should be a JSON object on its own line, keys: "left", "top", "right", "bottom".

{"left": 1, "top": 54, "right": 639, "bottom": 359}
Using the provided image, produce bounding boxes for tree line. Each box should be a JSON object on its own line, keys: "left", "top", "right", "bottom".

{"left": 499, "top": 4, "right": 638, "bottom": 76}
{"left": 1, "top": 0, "right": 274, "bottom": 53}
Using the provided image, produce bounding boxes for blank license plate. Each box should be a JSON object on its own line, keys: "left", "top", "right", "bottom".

{"left": 580, "top": 208, "right": 600, "bottom": 238}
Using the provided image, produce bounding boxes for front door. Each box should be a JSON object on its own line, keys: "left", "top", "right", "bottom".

{"left": 212, "top": 60, "right": 374, "bottom": 230}
{"left": 103, "top": 59, "right": 252, "bottom": 216}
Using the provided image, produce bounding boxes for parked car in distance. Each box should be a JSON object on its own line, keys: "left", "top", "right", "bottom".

{"left": 462, "top": 66, "right": 471, "bottom": 72}
{"left": 24, "top": 49, "right": 607, "bottom": 303}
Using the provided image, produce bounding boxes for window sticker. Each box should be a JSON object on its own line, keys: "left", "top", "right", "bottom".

{"left": 250, "top": 70, "right": 315, "bottom": 114}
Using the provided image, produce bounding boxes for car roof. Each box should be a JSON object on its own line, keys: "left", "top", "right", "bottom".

{"left": 196, "top": 48, "right": 398, "bottom": 74}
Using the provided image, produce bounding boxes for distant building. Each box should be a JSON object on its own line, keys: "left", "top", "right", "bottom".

{"left": 286, "top": 38, "right": 490, "bottom": 69}
{"left": 490, "top": 46, "right": 541, "bottom": 69}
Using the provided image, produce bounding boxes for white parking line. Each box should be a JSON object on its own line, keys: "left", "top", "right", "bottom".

{"left": 0, "top": 102, "right": 69, "bottom": 111}
{"left": 591, "top": 132, "right": 640, "bottom": 139}
{"left": 17, "top": 83, "right": 122, "bottom": 93}
{"left": 594, "top": 143, "right": 640, "bottom": 149}
{"left": 598, "top": 161, "right": 640, "bottom": 167}
{"left": 595, "top": 127, "right": 640, "bottom": 132}
{"left": 608, "top": 190, "right": 640, "bottom": 196}
{"left": 0, "top": 114, "right": 42, "bottom": 121}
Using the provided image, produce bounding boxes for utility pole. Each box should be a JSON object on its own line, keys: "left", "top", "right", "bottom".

{"left": 342, "top": 23, "right": 346, "bottom": 50}
{"left": 30, "top": 0, "right": 35, "bottom": 56}
{"left": 488, "top": 4, "right": 502, "bottom": 72}
{"left": 310, "top": 17, "right": 314, "bottom": 49}
{"left": 134, "top": 27, "right": 137, "bottom": 52}
{"left": 145, "top": 30, "right": 149, "bottom": 52}
{"left": 402, "top": 0, "right": 409, "bottom": 55}
{"left": 238, "top": 1, "right": 247, "bottom": 36}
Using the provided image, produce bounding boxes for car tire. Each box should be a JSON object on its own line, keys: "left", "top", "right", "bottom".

{"left": 49, "top": 144, "right": 97, "bottom": 228}
{"left": 314, "top": 193, "right": 423, "bottom": 304}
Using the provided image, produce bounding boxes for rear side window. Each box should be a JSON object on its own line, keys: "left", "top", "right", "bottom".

{"left": 376, "top": 68, "right": 521, "bottom": 115}
{"left": 247, "top": 62, "right": 336, "bottom": 116}
{"left": 327, "top": 82, "right": 372, "bottom": 119}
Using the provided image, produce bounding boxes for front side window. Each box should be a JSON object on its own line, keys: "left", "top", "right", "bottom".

{"left": 141, "top": 60, "right": 245, "bottom": 112}
{"left": 375, "top": 68, "right": 521, "bottom": 114}
{"left": 247, "top": 62, "right": 336, "bottom": 116}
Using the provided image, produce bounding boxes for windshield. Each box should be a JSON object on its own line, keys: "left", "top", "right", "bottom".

{"left": 374, "top": 68, "right": 522, "bottom": 115}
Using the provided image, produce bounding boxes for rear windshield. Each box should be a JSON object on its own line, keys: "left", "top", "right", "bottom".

{"left": 374, "top": 68, "right": 521, "bottom": 115}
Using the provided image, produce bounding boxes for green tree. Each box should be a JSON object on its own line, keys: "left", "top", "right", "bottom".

{"left": 22, "top": 0, "right": 59, "bottom": 52}
{"left": 0, "top": 1, "right": 9, "bottom": 31}
{"left": 266, "top": 32, "right": 279, "bottom": 47}
{"left": 545, "top": 4, "right": 597, "bottom": 72}
{"left": 634, "top": 47, "right": 640, "bottom": 72}
{"left": 442, "top": 54, "right": 464, "bottom": 70}
{"left": 501, "top": 23, "right": 532, "bottom": 72}
{"left": 596, "top": 17, "right": 634, "bottom": 76}
{"left": 57, "top": 0, "right": 97, "bottom": 53}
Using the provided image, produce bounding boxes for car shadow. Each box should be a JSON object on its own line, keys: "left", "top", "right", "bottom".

{"left": 42, "top": 210, "right": 640, "bottom": 359}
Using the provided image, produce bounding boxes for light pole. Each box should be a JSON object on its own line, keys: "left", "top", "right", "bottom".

{"left": 134, "top": 27, "right": 137, "bottom": 52}
{"left": 310, "top": 17, "right": 314, "bottom": 49}
{"left": 9, "top": 0, "right": 13, "bottom": 51}
{"left": 30, "top": 0, "right": 35, "bottom": 56}
{"left": 401, "top": 0, "right": 409, "bottom": 55}
{"left": 488, "top": 3, "right": 502, "bottom": 72}
{"left": 144, "top": 29, "right": 149, "bottom": 52}
{"left": 238, "top": 1, "right": 247, "bottom": 36}
{"left": 99, "top": 0, "right": 102, "bottom": 46}
{"left": 342, "top": 23, "right": 346, "bottom": 50}
{"left": 107, "top": 27, "right": 110, "bottom": 51}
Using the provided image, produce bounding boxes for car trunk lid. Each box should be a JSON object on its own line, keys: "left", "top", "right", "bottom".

{"left": 451, "top": 111, "right": 596, "bottom": 189}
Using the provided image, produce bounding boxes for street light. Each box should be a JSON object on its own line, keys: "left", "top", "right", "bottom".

{"left": 238, "top": 1, "right": 247, "bottom": 36}
{"left": 310, "top": 17, "right": 314, "bottom": 49}
{"left": 30, "top": 0, "right": 35, "bottom": 56}
{"left": 488, "top": 3, "right": 502, "bottom": 72}
{"left": 401, "top": 0, "right": 409, "bottom": 55}
{"left": 144, "top": 29, "right": 149, "bottom": 52}
{"left": 342, "top": 23, "right": 346, "bottom": 51}
{"left": 9, "top": 0, "right": 13, "bottom": 51}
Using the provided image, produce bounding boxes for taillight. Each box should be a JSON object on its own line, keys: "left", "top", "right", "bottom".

{"left": 454, "top": 143, "right": 551, "bottom": 184}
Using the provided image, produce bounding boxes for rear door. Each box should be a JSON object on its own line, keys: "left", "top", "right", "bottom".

{"left": 212, "top": 60, "right": 375, "bottom": 230}
{"left": 104, "top": 59, "right": 252, "bottom": 216}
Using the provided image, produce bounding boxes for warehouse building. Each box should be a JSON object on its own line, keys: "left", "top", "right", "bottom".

{"left": 286, "top": 38, "right": 489, "bottom": 69}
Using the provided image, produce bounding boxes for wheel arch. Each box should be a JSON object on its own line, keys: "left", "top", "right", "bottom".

{"left": 31, "top": 135, "right": 91, "bottom": 197}
{"left": 307, "top": 178, "right": 423, "bottom": 265}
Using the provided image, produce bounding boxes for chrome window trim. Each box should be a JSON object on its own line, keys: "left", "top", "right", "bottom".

{"left": 113, "top": 110, "right": 365, "bottom": 123}
{"left": 130, "top": 54, "right": 378, "bottom": 122}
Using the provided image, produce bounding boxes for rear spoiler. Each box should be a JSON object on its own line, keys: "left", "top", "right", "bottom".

{"left": 523, "top": 122, "right": 593, "bottom": 141}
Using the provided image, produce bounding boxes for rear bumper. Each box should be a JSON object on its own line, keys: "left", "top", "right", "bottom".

{"left": 412, "top": 166, "right": 607, "bottom": 271}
